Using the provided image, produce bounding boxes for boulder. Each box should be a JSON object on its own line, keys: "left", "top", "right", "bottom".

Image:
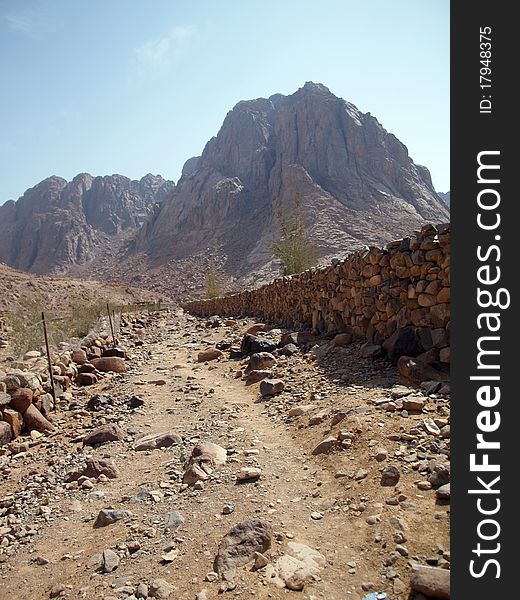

{"left": 398, "top": 356, "right": 450, "bottom": 385}
{"left": 9, "top": 388, "right": 33, "bottom": 412}
{"left": 90, "top": 357, "right": 126, "bottom": 373}
{"left": 214, "top": 519, "right": 273, "bottom": 574}
{"left": 72, "top": 349, "right": 88, "bottom": 365}
{"left": 67, "top": 457, "right": 119, "bottom": 482}
{"left": 411, "top": 565, "right": 450, "bottom": 599}
{"left": 245, "top": 370, "right": 272, "bottom": 385}
{"left": 383, "top": 326, "right": 424, "bottom": 362}
{"left": 183, "top": 442, "right": 227, "bottom": 485}
{"left": 246, "top": 323, "right": 268, "bottom": 335}
{"left": 274, "top": 542, "right": 326, "bottom": 591}
{"left": 333, "top": 330, "right": 354, "bottom": 346}
{"left": 2, "top": 408, "right": 23, "bottom": 438}
{"left": 360, "top": 343, "right": 383, "bottom": 359}
{"left": 259, "top": 379, "right": 285, "bottom": 396}
{"left": 102, "top": 346, "right": 126, "bottom": 358}
{"left": 0, "top": 421, "right": 12, "bottom": 446}
{"left": 197, "top": 349, "right": 223, "bottom": 363}
{"left": 245, "top": 352, "right": 276, "bottom": 373}
{"left": 23, "top": 404, "right": 54, "bottom": 432}
{"left": 133, "top": 431, "right": 182, "bottom": 451}
{"left": 76, "top": 373, "right": 99, "bottom": 386}
{"left": 148, "top": 579, "right": 175, "bottom": 599}
{"left": 94, "top": 508, "right": 132, "bottom": 528}
{"left": 380, "top": 466, "right": 401, "bottom": 486}
{"left": 312, "top": 436, "right": 342, "bottom": 455}
{"left": 83, "top": 423, "right": 124, "bottom": 445}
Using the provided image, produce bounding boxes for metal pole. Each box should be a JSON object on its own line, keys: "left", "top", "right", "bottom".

{"left": 112, "top": 310, "right": 117, "bottom": 344}
{"left": 107, "top": 303, "right": 116, "bottom": 347}
{"left": 41, "top": 312, "right": 57, "bottom": 409}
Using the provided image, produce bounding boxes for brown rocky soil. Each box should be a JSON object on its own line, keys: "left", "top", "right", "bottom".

{"left": 0, "top": 309, "right": 450, "bottom": 599}
{"left": 0, "top": 263, "right": 159, "bottom": 314}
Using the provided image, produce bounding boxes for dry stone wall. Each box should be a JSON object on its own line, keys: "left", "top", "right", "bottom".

{"left": 185, "top": 223, "right": 450, "bottom": 363}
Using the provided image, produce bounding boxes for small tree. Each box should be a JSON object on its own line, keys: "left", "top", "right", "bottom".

{"left": 270, "top": 193, "right": 318, "bottom": 276}
{"left": 206, "top": 260, "right": 222, "bottom": 299}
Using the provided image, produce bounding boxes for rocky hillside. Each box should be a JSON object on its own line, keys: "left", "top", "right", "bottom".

{"left": 0, "top": 173, "right": 174, "bottom": 275}
{"left": 438, "top": 192, "right": 450, "bottom": 207}
{"left": 136, "top": 82, "right": 449, "bottom": 281}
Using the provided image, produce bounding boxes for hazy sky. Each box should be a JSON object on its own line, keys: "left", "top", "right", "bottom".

{"left": 0, "top": 0, "right": 449, "bottom": 204}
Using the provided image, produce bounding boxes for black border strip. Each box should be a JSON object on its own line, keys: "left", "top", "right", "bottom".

{"left": 452, "top": 2, "right": 513, "bottom": 597}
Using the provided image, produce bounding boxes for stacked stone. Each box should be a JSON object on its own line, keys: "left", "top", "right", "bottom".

{"left": 1, "top": 332, "right": 126, "bottom": 447}
{"left": 185, "top": 223, "right": 450, "bottom": 363}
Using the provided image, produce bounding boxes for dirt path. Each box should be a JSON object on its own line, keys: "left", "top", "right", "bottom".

{"left": 0, "top": 309, "right": 450, "bottom": 600}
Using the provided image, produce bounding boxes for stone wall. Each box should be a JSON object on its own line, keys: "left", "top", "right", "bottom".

{"left": 185, "top": 223, "right": 450, "bottom": 363}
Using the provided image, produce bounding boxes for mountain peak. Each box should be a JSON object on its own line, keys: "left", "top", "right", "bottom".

{"left": 300, "top": 81, "right": 332, "bottom": 94}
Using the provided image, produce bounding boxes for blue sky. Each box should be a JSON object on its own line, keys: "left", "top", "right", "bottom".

{"left": 0, "top": 0, "right": 449, "bottom": 203}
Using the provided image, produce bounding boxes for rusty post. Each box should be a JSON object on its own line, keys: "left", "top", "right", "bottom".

{"left": 41, "top": 312, "right": 57, "bottom": 409}
{"left": 107, "top": 303, "right": 116, "bottom": 347}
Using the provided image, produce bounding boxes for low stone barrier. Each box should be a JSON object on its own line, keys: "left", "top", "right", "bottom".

{"left": 185, "top": 223, "right": 450, "bottom": 363}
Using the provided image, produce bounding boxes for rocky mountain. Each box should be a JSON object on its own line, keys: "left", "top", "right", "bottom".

{"left": 438, "top": 191, "right": 451, "bottom": 207}
{"left": 135, "top": 82, "right": 449, "bottom": 280}
{"left": 0, "top": 174, "right": 174, "bottom": 275}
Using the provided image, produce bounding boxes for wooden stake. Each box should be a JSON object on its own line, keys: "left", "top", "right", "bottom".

{"left": 41, "top": 312, "right": 57, "bottom": 409}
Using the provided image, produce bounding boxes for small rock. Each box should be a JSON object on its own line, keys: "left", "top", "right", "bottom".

{"left": 49, "top": 584, "right": 66, "bottom": 598}
{"left": 380, "top": 466, "right": 401, "bottom": 486}
{"left": 133, "top": 431, "right": 182, "bottom": 451}
{"left": 222, "top": 502, "right": 235, "bottom": 515}
{"left": 197, "top": 349, "right": 223, "bottom": 363}
{"left": 253, "top": 552, "right": 268, "bottom": 569}
{"left": 83, "top": 423, "right": 124, "bottom": 445}
{"left": 102, "top": 549, "right": 119, "bottom": 573}
{"left": 94, "top": 508, "right": 132, "bottom": 528}
{"left": 237, "top": 467, "right": 262, "bottom": 482}
{"left": 148, "top": 578, "right": 175, "bottom": 599}
{"left": 435, "top": 483, "right": 450, "bottom": 501}
{"left": 259, "top": 378, "right": 285, "bottom": 396}
{"left": 164, "top": 511, "right": 184, "bottom": 531}
{"left": 311, "top": 436, "right": 342, "bottom": 455}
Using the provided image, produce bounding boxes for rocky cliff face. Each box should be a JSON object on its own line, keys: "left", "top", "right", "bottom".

{"left": 438, "top": 192, "right": 450, "bottom": 207}
{"left": 136, "top": 82, "right": 449, "bottom": 278}
{"left": 0, "top": 173, "right": 174, "bottom": 274}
